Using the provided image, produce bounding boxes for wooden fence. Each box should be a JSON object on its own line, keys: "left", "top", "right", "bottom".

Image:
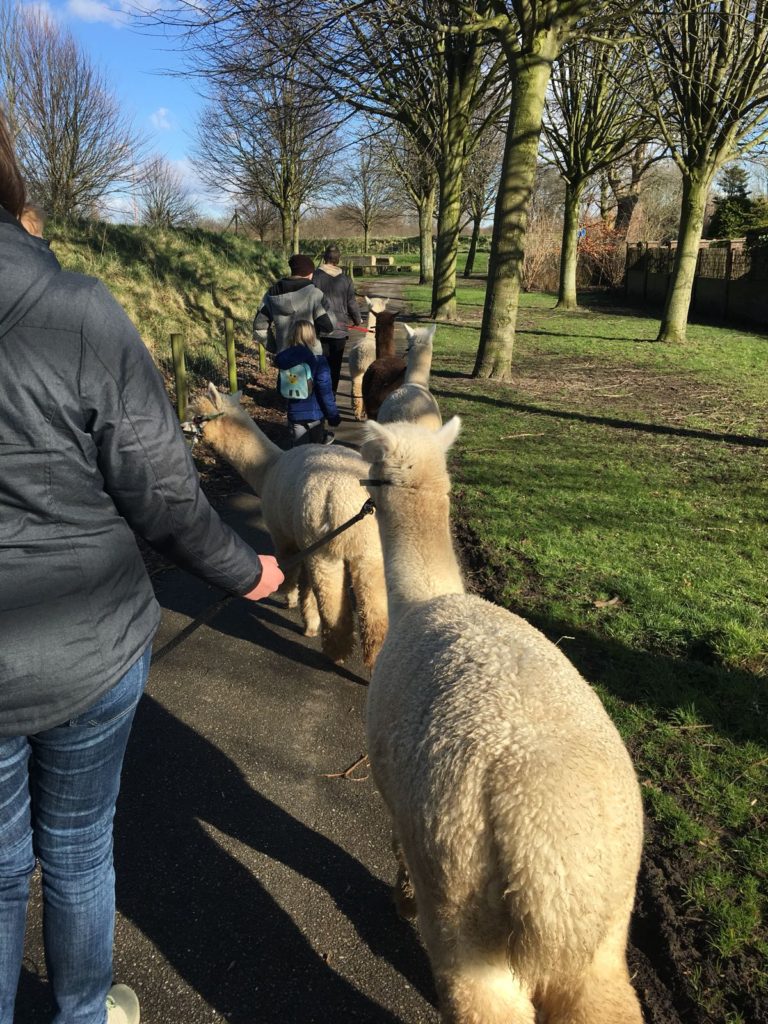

{"left": 625, "top": 239, "right": 768, "bottom": 327}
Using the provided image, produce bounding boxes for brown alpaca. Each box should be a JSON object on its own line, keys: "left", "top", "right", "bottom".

{"left": 362, "top": 309, "right": 406, "bottom": 420}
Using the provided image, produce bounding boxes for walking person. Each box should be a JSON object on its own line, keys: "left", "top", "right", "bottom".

{"left": 274, "top": 320, "right": 341, "bottom": 446}
{"left": 0, "top": 113, "right": 283, "bottom": 1024}
{"left": 312, "top": 246, "right": 362, "bottom": 395}
{"left": 253, "top": 253, "right": 336, "bottom": 355}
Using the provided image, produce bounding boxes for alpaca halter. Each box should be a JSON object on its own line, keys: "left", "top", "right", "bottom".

{"left": 180, "top": 411, "right": 225, "bottom": 443}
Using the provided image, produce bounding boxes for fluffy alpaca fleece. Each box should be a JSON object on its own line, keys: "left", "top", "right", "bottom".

{"left": 360, "top": 417, "right": 644, "bottom": 1024}
{"left": 192, "top": 384, "right": 387, "bottom": 668}
{"left": 348, "top": 295, "right": 387, "bottom": 420}
{"left": 362, "top": 309, "right": 406, "bottom": 420}
{"left": 377, "top": 322, "right": 442, "bottom": 430}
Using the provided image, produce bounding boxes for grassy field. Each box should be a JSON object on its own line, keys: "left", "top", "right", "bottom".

{"left": 48, "top": 220, "right": 284, "bottom": 383}
{"left": 403, "top": 278, "right": 767, "bottom": 1022}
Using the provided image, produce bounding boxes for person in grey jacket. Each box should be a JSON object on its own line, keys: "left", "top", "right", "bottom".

{"left": 252, "top": 253, "right": 335, "bottom": 354}
{"left": 312, "top": 246, "right": 362, "bottom": 394}
{"left": 0, "top": 115, "right": 283, "bottom": 1024}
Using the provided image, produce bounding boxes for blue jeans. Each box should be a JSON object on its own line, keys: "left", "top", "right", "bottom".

{"left": 0, "top": 647, "right": 151, "bottom": 1024}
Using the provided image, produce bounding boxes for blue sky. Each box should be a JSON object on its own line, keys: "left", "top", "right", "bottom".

{"left": 37, "top": 0, "right": 225, "bottom": 218}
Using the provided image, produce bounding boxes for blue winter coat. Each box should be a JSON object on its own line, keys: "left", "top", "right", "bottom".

{"left": 274, "top": 346, "right": 341, "bottom": 426}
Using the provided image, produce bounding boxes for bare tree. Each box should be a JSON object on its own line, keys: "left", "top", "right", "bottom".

{"left": 634, "top": 0, "right": 768, "bottom": 342}
{"left": 461, "top": 123, "right": 504, "bottom": 277}
{"left": 380, "top": 125, "right": 438, "bottom": 283}
{"left": 194, "top": 67, "right": 337, "bottom": 255}
{"left": 5, "top": 6, "right": 140, "bottom": 219}
{"left": 605, "top": 143, "right": 661, "bottom": 237}
{"left": 336, "top": 140, "right": 397, "bottom": 252}
{"left": 239, "top": 197, "right": 279, "bottom": 241}
{"left": 0, "top": 0, "right": 23, "bottom": 138}
{"left": 149, "top": 0, "right": 509, "bottom": 319}
{"left": 541, "top": 30, "right": 651, "bottom": 309}
{"left": 136, "top": 154, "right": 198, "bottom": 227}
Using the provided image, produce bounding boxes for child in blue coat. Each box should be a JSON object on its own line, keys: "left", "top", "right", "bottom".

{"left": 274, "top": 320, "right": 342, "bottom": 445}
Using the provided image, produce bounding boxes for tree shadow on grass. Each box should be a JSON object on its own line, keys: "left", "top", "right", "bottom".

{"left": 456, "top": 520, "right": 766, "bottom": 747}
{"left": 433, "top": 387, "right": 768, "bottom": 448}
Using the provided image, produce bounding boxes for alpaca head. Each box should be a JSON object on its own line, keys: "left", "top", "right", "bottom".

{"left": 365, "top": 296, "right": 388, "bottom": 316}
{"left": 403, "top": 321, "right": 436, "bottom": 357}
{"left": 360, "top": 417, "right": 461, "bottom": 502}
{"left": 189, "top": 381, "right": 242, "bottom": 421}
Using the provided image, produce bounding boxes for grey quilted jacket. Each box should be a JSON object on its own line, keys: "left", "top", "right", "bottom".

{"left": 0, "top": 208, "right": 263, "bottom": 736}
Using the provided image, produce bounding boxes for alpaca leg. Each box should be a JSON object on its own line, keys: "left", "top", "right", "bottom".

{"left": 351, "top": 373, "right": 366, "bottom": 420}
{"left": 540, "top": 913, "right": 642, "bottom": 1024}
{"left": 306, "top": 556, "right": 355, "bottom": 664}
{"left": 430, "top": 948, "right": 535, "bottom": 1024}
{"left": 391, "top": 834, "right": 417, "bottom": 920}
{"left": 275, "top": 544, "right": 300, "bottom": 607}
{"left": 348, "top": 557, "right": 388, "bottom": 669}
{"left": 300, "top": 570, "right": 321, "bottom": 637}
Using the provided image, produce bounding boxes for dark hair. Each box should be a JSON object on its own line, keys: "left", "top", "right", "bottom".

{"left": 324, "top": 246, "right": 341, "bottom": 264}
{"left": 0, "top": 110, "right": 26, "bottom": 218}
{"left": 288, "top": 253, "right": 315, "bottom": 276}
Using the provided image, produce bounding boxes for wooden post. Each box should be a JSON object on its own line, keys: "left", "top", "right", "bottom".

{"left": 258, "top": 342, "right": 267, "bottom": 373}
{"left": 171, "top": 333, "right": 187, "bottom": 421}
{"left": 225, "top": 317, "right": 237, "bottom": 393}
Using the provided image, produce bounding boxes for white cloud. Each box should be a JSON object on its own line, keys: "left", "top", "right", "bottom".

{"left": 65, "top": 0, "right": 130, "bottom": 27}
{"left": 150, "top": 107, "right": 173, "bottom": 131}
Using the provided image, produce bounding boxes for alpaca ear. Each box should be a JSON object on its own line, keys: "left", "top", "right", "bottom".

{"left": 437, "top": 416, "right": 461, "bottom": 452}
{"left": 403, "top": 323, "right": 415, "bottom": 339}
{"left": 361, "top": 420, "right": 397, "bottom": 463}
{"left": 364, "top": 295, "right": 371, "bottom": 304}
{"left": 231, "top": 390, "right": 243, "bottom": 404}
{"left": 207, "top": 382, "right": 223, "bottom": 409}
{"left": 424, "top": 322, "right": 437, "bottom": 342}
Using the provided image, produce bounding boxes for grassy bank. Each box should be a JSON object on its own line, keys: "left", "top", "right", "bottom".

{"left": 405, "top": 280, "right": 767, "bottom": 1022}
{"left": 48, "top": 220, "right": 284, "bottom": 384}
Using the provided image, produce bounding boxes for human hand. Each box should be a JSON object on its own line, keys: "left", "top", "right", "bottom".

{"left": 243, "top": 555, "right": 284, "bottom": 601}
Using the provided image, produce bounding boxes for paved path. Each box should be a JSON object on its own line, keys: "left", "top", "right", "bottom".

{"left": 17, "top": 279, "right": 442, "bottom": 1024}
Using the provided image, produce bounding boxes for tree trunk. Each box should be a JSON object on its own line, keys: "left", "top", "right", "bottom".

{"left": 280, "top": 208, "right": 291, "bottom": 257}
{"left": 292, "top": 216, "right": 300, "bottom": 253}
{"left": 614, "top": 194, "right": 639, "bottom": 236}
{"left": 556, "top": 180, "right": 583, "bottom": 309}
{"left": 418, "top": 186, "right": 435, "bottom": 284}
{"left": 364, "top": 223, "right": 370, "bottom": 254}
{"left": 463, "top": 215, "right": 482, "bottom": 278}
{"left": 657, "top": 171, "right": 712, "bottom": 343}
{"left": 474, "top": 40, "right": 558, "bottom": 380}
{"left": 432, "top": 141, "right": 467, "bottom": 321}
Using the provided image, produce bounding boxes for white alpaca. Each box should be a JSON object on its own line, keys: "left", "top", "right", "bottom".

{"left": 348, "top": 295, "right": 387, "bottom": 420}
{"left": 361, "top": 417, "right": 644, "bottom": 1024}
{"left": 377, "top": 322, "right": 442, "bottom": 430}
{"left": 192, "top": 385, "right": 387, "bottom": 668}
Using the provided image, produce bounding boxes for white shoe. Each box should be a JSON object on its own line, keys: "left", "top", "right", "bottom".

{"left": 106, "top": 984, "right": 140, "bottom": 1024}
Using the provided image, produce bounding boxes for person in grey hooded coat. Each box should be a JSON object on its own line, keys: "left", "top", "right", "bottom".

{"left": 252, "top": 253, "right": 335, "bottom": 354}
{"left": 0, "top": 114, "right": 283, "bottom": 1024}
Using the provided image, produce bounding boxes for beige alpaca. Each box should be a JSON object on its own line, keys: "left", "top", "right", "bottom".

{"left": 348, "top": 296, "right": 387, "bottom": 420}
{"left": 360, "top": 417, "right": 644, "bottom": 1024}
{"left": 377, "top": 322, "right": 442, "bottom": 430}
{"left": 192, "top": 385, "right": 387, "bottom": 668}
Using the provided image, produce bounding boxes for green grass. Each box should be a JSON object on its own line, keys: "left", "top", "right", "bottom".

{"left": 49, "top": 220, "right": 283, "bottom": 383}
{"left": 406, "top": 279, "right": 767, "bottom": 1016}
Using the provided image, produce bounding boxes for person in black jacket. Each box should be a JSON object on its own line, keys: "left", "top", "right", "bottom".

{"left": 312, "top": 246, "right": 362, "bottom": 395}
{"left": 0, "top": 114, "right": 283, "bottom": 1024}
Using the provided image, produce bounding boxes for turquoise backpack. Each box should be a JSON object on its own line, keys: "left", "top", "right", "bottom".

{"left": 279, "top": 362, "right": 314, "bottom": 400}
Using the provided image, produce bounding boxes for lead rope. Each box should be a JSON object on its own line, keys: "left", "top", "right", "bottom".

{"left": 151, "top": 499, "right": 376, "bottom": 666}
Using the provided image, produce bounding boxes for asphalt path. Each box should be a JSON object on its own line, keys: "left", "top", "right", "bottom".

{"left": 17, "top": 280, "right": 440, "bottom": 1023}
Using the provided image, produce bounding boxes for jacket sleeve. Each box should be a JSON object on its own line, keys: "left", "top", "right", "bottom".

{"left": 253, "top": 295, "right": 273, "bottom": 350}
{"left": 314, "top": 358, "right": 341, "bottom": 426}
{"left": 346, "top": 279, "right": 362, "bottom": 325}
{"left": 313, "top": 294, "right": 336, "bottom": 338}
{"left": 79, "top": 282, "right": 263, "bottom": 595}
